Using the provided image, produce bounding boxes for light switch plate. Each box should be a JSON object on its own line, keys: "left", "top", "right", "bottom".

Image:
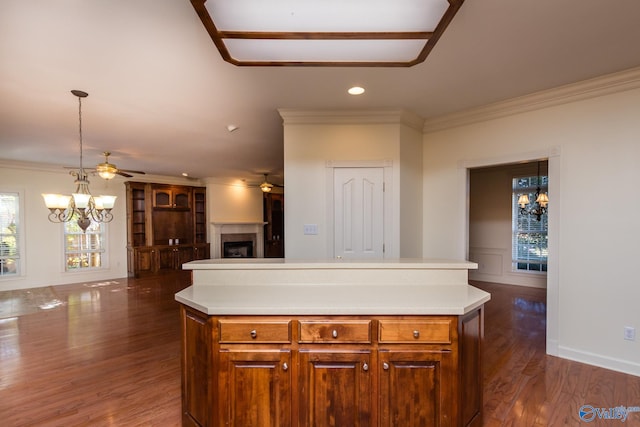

{"left": 303, "top": 224, "right": 318, "bottom": 235}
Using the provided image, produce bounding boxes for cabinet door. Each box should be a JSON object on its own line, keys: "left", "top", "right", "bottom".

{"left": 173, "top": 188, "right": 191, "bottom": 208}
{"left": 218, "top": 350, "right": 291, "bottom": 427}
{"left": 299, "top": 350, "right": 372, "bottom": 427}
{"left": 379, "top": 350, "right": 455, "bottom": 427}
{"left": 263, "top": 193, "right": 284, "bottom": 257}
{"left": 153, "top": 189, "right": 173, "bottom": 208}
{"left": 133, "top": 247, "right": 155, "bottom": 275}
{"left": 176, "top": 246, "right": 194, "bottom": 267}
{"left": 156, "top": 247, "right": 176, "bottom": 271}
{"left": 193, "top": 243, "right": 209, "bottom": 261}
{"left": 182, "top": 308, "right": 213, "bottom": 427}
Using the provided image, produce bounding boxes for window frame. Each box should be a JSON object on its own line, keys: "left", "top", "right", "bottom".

{"left": 63, "top": 216, "right": 108, "bottom": 272}
{"left": 0, "top": 190, "right": 24, "bottom": 278}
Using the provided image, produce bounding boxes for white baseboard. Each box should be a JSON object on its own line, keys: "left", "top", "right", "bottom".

{"left": 558, "top": 346, "right": 640, "bottom": 377}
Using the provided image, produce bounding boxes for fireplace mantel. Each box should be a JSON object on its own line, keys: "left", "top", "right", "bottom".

{"left": 211, "top": 222, "right": 266, "bottom": 258}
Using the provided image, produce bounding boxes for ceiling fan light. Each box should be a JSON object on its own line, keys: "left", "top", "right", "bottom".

{"left": 96, "top": 162, "right": 117, "bottom": 180}
{"left": 260, "top": 182, "right": 273, "bottom": 192}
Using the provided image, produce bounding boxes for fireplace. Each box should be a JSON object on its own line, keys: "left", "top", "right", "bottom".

{"left": 223, "top": 241, "right": 254, "bottom": 258}
{"left": 211, "top": 222, "right": 266, "bottom": 258}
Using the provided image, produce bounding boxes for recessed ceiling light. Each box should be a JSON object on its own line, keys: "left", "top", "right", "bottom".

{"left": 227, "top": 124, "right": 239, "bottom": 132}
{"left": 348, "top": 86, "right": 365, "bottom": 95}
{"left": 182, "top": 172, "right": 189, "bottom": 177}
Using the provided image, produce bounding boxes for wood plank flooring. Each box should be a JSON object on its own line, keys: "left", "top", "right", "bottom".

{"left": 472, "top": 281, "right": 640, "bottom": 426}
{"left": 0, "top": 274, "right": 638, "bottom": 426}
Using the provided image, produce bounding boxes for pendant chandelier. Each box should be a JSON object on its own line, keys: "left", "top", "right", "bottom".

{"left": 517, "top": 161, "right": 549, "bottom": 221}
{"left": 42, "top": 90, "right": 116, "bottom": 232}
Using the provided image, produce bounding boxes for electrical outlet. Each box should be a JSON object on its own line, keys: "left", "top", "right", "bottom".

{"left": 624, "top": 326, "right": 636, "bottom": 341}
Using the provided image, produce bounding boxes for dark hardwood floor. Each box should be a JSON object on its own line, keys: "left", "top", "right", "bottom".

{"left": 0, "top": 274, "right": 638, "bottom": 426}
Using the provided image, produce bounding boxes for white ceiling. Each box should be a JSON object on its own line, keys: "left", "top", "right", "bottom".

{"left": 2, "top": 0, "right": 640, "bottom": 183}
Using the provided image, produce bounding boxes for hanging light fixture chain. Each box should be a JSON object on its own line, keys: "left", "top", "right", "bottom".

{"left": 78, "top": 93, "right": 83, "bottom": 172}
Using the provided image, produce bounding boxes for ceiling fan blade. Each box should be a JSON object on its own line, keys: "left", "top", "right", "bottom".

{"left": 116, "top": 170, "right": 134, "bottom": 178}
{"left": 118, "top": 169, "right": 146, "bottom": 175}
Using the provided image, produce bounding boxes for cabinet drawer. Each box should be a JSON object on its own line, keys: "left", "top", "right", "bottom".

{"left": 378, "top": 319, "right": 452, "bottom": 344}
{"left": 219, "top": 320, "right": 291, "bottom": 343}
{"left": 299, "top": 320, "right": 372, "bottom": 343}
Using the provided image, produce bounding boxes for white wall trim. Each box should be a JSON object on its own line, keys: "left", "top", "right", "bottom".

{"left": 279, "top": 109, "right": 425, "bottom": 131}
{"left": 460, "top": 148, "right": 560, "bottom": 357}
{"left": 558, "top": 346, "right": 640, "bottom": 377}
{"left": 424, "top": 66, "right": 640, "bottom": 133}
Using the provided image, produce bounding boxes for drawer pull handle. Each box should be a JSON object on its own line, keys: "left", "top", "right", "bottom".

{"left": 332, "top": 329, "right": 338, "bottom": 338}
{"left": 283, "top": 362, "right": 289, "bottom": 371}
{"left": 363, "top": 363, "right": 369, "bottom": 372}
{"left": 413, "top": 330, "right": 420, "bottom": 339}
{"left": 383, "top": 362, "right": 389, "bottom": 370}
{"left": 250, "top": 329, "right": 257, "bottom": 339}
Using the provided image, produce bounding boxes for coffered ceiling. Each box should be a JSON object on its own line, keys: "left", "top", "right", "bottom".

{"left": 1, "top": 0, "right": 640, "bottom": 182}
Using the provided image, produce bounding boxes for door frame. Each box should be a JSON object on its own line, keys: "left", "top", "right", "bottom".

{"left": 461, "top": 147, "right": 560, "bottom": 357}
{"left": 325, "top": 160, "right": 394, "bottom": 259}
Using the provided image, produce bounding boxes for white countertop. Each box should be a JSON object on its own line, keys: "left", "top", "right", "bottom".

{"left": 182, "top": 258, "right": 478, "bottom": 270}
{"left": 175, "top": 283, "right": 490, "bottom": 316}
{"left": 176, "top": 258, "right": 488, "bottom": 316}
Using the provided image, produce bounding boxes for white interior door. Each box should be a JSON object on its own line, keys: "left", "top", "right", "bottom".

{"left": 334, "top": 167, "right": 384, "bottom": 259}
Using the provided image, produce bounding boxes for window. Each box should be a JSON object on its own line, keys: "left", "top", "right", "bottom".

{"left": 512, "top": 175, "right": 548, "bottom": 272}
{"left": 64, "top": 217, "right": 106, "bottom": 271}
{"left": 0, "top": 192, "right": 20, "bottom": 277}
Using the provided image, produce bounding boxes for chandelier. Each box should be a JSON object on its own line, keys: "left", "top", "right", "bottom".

{"left": 517, "top": 161, "right": 549, "bottom": 221}
{"left": 42, "top": 90, "right": 116, "bottom": 232}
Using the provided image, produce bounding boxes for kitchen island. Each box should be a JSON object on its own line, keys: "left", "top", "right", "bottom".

{"left": 176, "top": 259, "right": 490, "bottom": 427}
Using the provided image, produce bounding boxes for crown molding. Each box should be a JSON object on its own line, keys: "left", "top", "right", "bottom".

{"left": 423, "top": 66, "right": 640, "bottom": 133}
{"left": 278, "top": 108, "right": 425, "bottom": 131}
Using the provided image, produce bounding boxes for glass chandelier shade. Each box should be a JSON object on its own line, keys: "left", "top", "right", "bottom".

{"left": 42, "top": 90, "right": 116, "bottom": 232}
{"left": 517, "top": 161, "right": 549, "bottom": 221}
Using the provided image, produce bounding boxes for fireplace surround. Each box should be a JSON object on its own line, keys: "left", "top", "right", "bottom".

{"left": 211, "top": 222, "right": 266, "bottom": 258}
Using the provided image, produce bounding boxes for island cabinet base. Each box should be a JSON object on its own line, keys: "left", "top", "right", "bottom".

{"left": 180, "top": 306, "right": 484, "bottom": 427}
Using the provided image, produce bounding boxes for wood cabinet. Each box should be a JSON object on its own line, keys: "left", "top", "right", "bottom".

{"left": 263, "top": 193, "right": 284, "bottom": 257}
{"left": 179, "top": 307, "right": 484, "bottom": 427}
{"left": 153, "top": 186, "right": 191, "bottom": 209}
{"left": 125, "top": 182, "right": 209, "bottom": 277}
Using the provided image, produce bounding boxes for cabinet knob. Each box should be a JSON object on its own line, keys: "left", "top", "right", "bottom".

{"left": 413, "top": 330, "right": 420, "bottom": 339}
{"left": 363, "top": 363, "right": 369, "bottom": 372}
{"left": 250, "top": 329, "right": 257, "bottom": 339}
{"left": 283, "top": 362, "right": 289, "bottom": 371}
{"left": 383, "top": 362, "right": 389, "bottom": 370}
{"left": 332, "top": 329, "right": 338, "bottom": 339}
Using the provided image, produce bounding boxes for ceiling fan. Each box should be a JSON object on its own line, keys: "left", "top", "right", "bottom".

{"left": 248, "top": 173, "right": 283, "bottom": 193}
{"left": 95, "top": 151, "right": 146, "bottom": 179}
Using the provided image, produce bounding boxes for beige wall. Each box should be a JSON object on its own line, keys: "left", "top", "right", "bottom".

{"left": 280, "top": 110, "right": 423, "bottom": 259}
{"left": 423, "top": 82, "right": 640, "bottom": 376}
{"left": 205, "top": 180, "right": 264, "bottom": 223}
{"left": 0, "top": 163, "right": 129, "bottom": 290}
